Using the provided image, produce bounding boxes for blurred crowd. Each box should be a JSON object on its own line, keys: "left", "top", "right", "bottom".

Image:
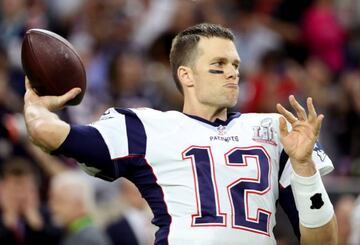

{"left": 1, "top": 0, "right": 360, "bottom": 244}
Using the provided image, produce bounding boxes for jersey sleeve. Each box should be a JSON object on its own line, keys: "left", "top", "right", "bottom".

{"left": 278, "top": 118, "right": 334, "bottom": 187}
{"left": 52, "top": 108, "right": 147, "bottom": 181}
{"left": 90, "top": 108, "right": 147, "bottom": 158}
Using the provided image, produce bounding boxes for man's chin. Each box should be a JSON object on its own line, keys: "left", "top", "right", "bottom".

{"left": 224, "top": 99, "right": 239, "bottom": 109}
{"left": 224, "top": 93, "right": 239, "bottom": 108}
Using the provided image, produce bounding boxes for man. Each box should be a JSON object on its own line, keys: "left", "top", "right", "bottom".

{"left": 24, "top": 23, "right": 338, "bottom": 244}
{"left": 0, "top": 157, "right": 61, "bottom": 244}
{"left": 49, "top": 170, "right": 111, "bottom": 245}
{"left": 105, "top": 179, "right": 154, "bottom": 245}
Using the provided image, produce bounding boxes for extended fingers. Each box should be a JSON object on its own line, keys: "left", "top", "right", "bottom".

{"left": 314, "top": 114, "right": 324, "bottom": 137}
{"left": 276, "top": 103, "right": 298, "bottom": 124}
{"left": 307, "top": 97, "right": 317, "bottom": 122}
{"left": 278, "top": 116, "right": 289, "bottom": 138}
{"left": 279, "top": 95, "right": 324, "bottom": 136}
{"left": 289, "top": 95, "right": 307, "bottom": 121}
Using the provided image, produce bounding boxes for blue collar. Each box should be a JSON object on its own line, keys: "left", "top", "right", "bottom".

{"left": 183, "top": 112, "right": 241, "bottom": 127}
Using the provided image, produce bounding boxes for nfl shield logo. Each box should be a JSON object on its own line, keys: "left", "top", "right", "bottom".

{"left": 217, "top": 125, "right": 226, "bottom": 135}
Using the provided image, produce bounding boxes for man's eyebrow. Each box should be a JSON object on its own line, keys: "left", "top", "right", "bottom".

{"left": 210, "top": 57, "right": 226, "bottom": 62}
{"left": 210, "top": 57, "right": 241, "bottom": 64}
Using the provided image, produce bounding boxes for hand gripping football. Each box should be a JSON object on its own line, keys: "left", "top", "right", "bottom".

{"left": 21, "top": 29, "right": 86, "bottom": 105}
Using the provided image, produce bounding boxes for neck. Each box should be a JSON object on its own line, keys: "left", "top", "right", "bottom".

{"left": 183, "top": 102, "right": 228, "bottom": 122}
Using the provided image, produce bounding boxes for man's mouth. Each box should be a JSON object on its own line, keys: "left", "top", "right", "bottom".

{"left": 224, "top": 83, "right": 239, "bottom": 88}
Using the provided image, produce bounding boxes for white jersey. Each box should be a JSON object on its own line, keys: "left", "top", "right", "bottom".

{"left": 82, "top": 107, "right": 333, "bottom": 245}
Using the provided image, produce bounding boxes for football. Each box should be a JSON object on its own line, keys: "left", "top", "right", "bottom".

{"left": 21, "top": 29, "right": 86, "bottom": 105}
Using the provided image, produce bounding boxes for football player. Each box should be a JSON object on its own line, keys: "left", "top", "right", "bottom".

{"left": 24, "top": 23, "right": 337, "bottom": 244}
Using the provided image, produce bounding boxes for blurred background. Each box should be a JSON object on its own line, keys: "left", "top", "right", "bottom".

{"left": 0, "top": 0, "right": 360, "bottom": 244}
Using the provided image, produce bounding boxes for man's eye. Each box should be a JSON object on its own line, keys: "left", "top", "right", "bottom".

{"left": 213, "top": 61, "right": 224, "bottom": 66}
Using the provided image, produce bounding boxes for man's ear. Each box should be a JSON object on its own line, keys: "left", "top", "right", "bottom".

{"left": 178, "top": 66, "right": 194, "bottom": 88}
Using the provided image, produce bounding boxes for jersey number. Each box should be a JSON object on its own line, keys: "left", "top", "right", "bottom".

{"left": 182, "top": 146, "right": 271, "bottom": 236}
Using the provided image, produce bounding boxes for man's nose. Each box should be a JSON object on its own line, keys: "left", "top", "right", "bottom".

{"left": 224, "top": 65, "right": 239, "bottom": 80}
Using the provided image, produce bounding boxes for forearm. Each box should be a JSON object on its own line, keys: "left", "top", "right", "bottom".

{"left": 291, "top": 158, "right": 316, "bottom": 177}
{"left": 24, "top": 103, "right": 70, "bottom": 152}
{"left": 290, "top": 162, "right": 338, "bottom": 244}
{"left": 300, "top": 215, "right": 338, "bottom": 244}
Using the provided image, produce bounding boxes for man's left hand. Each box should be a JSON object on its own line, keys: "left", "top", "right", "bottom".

{"left": 276, "top": 95, "right": 323, "bottom": 176}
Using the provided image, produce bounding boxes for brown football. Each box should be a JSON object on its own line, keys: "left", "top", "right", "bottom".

{"left": 21, "top": 29, "right": 86, "bottom": 105}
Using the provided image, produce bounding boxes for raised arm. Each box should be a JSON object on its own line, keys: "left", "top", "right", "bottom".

{"left": 277, "top": 95, "right": 338, "bottom": 244}
{"left": 23, "top": 77, "right": 81, "bottom": 152}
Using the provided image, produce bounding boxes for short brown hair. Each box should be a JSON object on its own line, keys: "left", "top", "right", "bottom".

{"left": 1, "top": 157, "right": 36, "bottom": 179}
{"left": 169, "top": 23, "right": 234, "bottom": 94}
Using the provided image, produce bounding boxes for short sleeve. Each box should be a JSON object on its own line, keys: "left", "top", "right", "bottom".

{"left": 90, "top": 108, "right": 147, "bottom": 158}
{"left": 278, "top": 118, "right": 334, "bottom": 187}
{"left": 53, "top": 107, "right": 148, "bottom": 181}
{"left": 279, "top": 141, "right": 334, "bottom": 187}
